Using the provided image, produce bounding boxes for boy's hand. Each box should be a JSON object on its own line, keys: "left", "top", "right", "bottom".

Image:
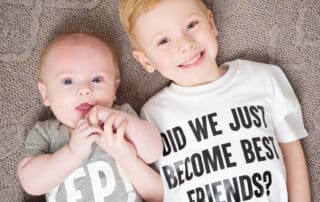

{"left": 69, "top": 119, "right": 102, "bottom": 160}
{"left": 95, "top": 113, "right": 138, "bottom": 164}
{"left": 87, "top": 105, "right": 113, "bottom": 128}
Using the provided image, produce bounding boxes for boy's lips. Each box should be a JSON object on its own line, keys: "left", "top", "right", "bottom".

{"left": 75, "top": 103, "right": 93, "bottom": 115}
{"left": 178, "top": 51, "right": 205, "bottom": 69}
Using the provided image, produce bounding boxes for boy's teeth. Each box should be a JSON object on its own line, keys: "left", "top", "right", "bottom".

{"left": 182, "top": 53, "right": 201, "bottom": 66}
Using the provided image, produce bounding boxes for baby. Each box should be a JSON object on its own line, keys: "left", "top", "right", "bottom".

{"left": 18, "top": 33, "right": 162, "bottom": 201}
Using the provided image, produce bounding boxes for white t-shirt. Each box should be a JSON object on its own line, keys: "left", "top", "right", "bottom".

{"left": 141, "top": 59, "right": 307, "bottom": 202}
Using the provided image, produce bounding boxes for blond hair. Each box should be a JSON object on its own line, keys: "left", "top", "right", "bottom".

{"left": 39, "top": 33, "right": 119, "bottom": 81}
{"left": 119, "top": 0, "right": 209, "bottom": 47}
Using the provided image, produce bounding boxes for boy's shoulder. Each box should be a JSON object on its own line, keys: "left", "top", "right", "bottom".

{"left": 227, "top": 59, "right": 285, "bottom": 80}
{"left": 228, "top": 59, "right": 280, "bottom": 72}
{"left": 141, "top": 85, "right": 171, "bottom": 112}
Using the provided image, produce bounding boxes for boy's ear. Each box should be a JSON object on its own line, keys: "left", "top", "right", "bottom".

{"left": 38, "top": 82, "right": 49, "bottom": 106}
{"left": 132, "top": 50, "right": 155, "bottom": 73}
{"left": 207, "top": 10, "right": 218, "bottom": 36}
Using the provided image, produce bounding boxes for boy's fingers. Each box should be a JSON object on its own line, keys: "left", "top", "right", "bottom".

{"left": 97, "top": 107, "right": 113, "bottom": 123}
{"left": 103, "top": 113, "right": 117, "bottom": 139}
{"left": 116, "top": 120, "right": 127, "bottom": 140}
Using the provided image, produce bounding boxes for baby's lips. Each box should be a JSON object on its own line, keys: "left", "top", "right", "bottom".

{"left": 76, "top": 103, "right": 93, "bottom": 115}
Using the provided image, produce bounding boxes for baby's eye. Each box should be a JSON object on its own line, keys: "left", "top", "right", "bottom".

{"left": 157, "top": 38, "right": 169, "bottom": 46}
{"left": 186, "top": 21, "right": 198, "bottom": 31}
{"left": 92, "top": 76, "right": 104, "bottom": 83}
{"left": 63, "top": 79, "right": 73, "bottom": 85}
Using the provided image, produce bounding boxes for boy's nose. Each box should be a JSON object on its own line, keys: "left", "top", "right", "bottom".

{"left": 178, "top": 34, "right": 195, "bottom": 53}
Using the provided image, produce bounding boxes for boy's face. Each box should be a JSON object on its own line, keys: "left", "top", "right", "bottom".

{"left": 38, "top": 41, "right": 119, "bottom": 128}
{"left": 132, "top": 0, "right": 219, "bottom": 87}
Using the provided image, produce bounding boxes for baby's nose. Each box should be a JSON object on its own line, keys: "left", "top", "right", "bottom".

{"left": 78, "top": 84, "right": 92, "bottom": 96}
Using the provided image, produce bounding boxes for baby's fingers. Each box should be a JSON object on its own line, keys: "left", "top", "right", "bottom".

{"left": 87, "top": 107, "right": 99, "bottom": 128}
{"left": 73, "top": 119, "right": 90, "bottom": 134}
{"left": 80, "top": 126, "right": 103, "bottom": 139}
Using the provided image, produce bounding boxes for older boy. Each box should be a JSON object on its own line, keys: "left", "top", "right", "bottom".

{"left": 18, "top": 33, "right": 162, "bottom": 201}
{"left": 119, "top": 0, "right": 311, "bottom": 201}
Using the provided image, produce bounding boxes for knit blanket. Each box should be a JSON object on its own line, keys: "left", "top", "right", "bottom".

{"left": 0, "top": 0, "right": 319, "bottom": 201}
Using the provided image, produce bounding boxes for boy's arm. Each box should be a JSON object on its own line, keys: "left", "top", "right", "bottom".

{"left": 279, "top": 140, "right": 311, "bottom": 202}
{"left": 95, "top": 113, "right": 163, "bottom": 201}
{"left": 117, "top": 111, "right": 163, "bottom": 164}
{"left": 89, "top": 106, "right": 163, "bottom": 164}
{"left": 18, "top": 119, "right": 101, "bottom": 195}
{"left": 118, "top": 155, "right": 164, "bottom": 202}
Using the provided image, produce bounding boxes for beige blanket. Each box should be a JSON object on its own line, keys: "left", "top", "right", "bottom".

{"left": 0, "top": 0, "right": 319, "bottom": 201}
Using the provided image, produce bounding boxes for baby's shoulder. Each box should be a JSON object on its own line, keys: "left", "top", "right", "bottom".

{"left": 31, "top": 119, "right": 61, "bottom": 134}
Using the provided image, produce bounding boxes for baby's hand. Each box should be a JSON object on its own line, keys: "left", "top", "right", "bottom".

{"left": 95, "top": 113, "right": 138, "bottom": 164}
{"left": 69, "top": 119, "right": 102, "bottom": 160}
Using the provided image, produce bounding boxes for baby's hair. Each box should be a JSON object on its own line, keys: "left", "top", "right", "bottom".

{"left": 39, "top": 32, "right": 119, "bottom": 81}
{"left": 119, "top": 0, "right": 209, "bottom": 47}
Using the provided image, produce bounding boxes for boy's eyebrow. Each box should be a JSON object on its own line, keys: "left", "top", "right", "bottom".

{"left": 148, "top": 13, "right": 201, "bottom": 42}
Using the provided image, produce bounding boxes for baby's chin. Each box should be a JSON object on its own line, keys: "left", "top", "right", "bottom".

{"left": 57, "top": 117, "right": 81, "bottom": 130}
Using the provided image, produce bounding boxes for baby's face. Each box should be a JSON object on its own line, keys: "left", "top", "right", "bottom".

{"left": 133, "top": 0, "right": 219, "bottom": 87}
{"left": 39, "top": 41, "right": 119, "bottom": 128}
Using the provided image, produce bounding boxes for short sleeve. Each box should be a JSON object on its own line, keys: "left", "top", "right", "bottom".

{"left": 269, "top": 66, "right": 308, "bottom": 143}
{"left": 24, "top": 122, "right": 51, "bottom": 157}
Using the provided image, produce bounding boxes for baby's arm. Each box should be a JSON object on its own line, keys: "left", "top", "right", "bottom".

{"left": 279, "top": 140, "right": 311, "bottom": 202}
{"left": 18, "top": 119, "right": 101, "bottom": 195}
{"left": 95, "top": 113, "right": 163, "bottom": 201}
{"left": 89, "top": 106, "right": 163, "bottom": 164}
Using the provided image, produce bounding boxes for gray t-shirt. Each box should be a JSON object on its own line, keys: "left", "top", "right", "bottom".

{"left": 24, "top": 104, "right": 143, "bottom": 202}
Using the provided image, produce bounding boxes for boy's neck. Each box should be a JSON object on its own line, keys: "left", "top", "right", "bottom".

{"left": 174, "top": 63, "right": 226, "bottom": 87}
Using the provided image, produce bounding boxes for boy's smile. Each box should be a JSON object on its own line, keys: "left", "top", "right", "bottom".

{"left": 178, "top": 50, "right": 205, "bottom": 69}
{"left": 132, "top": 0, "right": 221, "bottom": 87}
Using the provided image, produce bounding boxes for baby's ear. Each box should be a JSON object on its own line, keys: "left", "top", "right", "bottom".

{"left": 113, "top": 78, "right": 120, "bottom": 101}
{"left": 38, "top": 82, "right": 49, "bottom": 106}
{"left": 132, "top": 50, "right": 155, "bottom": 73}
{"left": 113, "top": 78, "right": 120, "bottom": 90}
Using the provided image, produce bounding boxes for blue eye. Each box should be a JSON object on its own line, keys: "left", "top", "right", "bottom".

{"left": 63, "top": 79, "right": 73, "bottom": 85}
{"left": 92, "top": 76, "right": 104, "bottom": 83}
{"left": 158, "top": 38, "right": 169, "bottom": 46}
{"left": 186, "top": 21, "right": 198, "bottom": 30}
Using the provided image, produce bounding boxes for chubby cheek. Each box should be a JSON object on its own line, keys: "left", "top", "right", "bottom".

{"left": 150, "top": 51, "right": 174, "bottom": 73}
{"left": 94, "top": 89, "right": 116, "bottom": 108}
{"left": 51, "top": 105, "right": 80, "bottom": 128}
{"left": 47, "top": 92, "right": 79, "bottom": 127}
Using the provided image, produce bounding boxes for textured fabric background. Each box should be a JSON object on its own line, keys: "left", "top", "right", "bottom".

{"left": 0, "top": 0, "right": 319, "bottom": 201}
